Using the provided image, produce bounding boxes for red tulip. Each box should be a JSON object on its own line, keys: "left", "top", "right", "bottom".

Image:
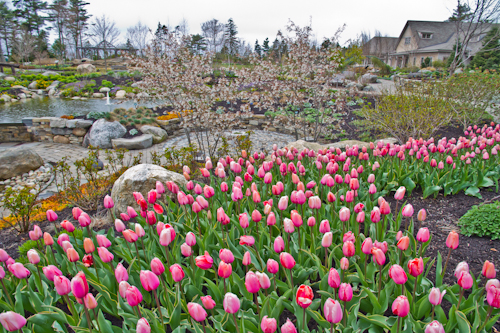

{"left": 201, "top": 295, "right": 216, "bottom": 310}
{"left": 296, "top": 284, "right": 313, "bottom": 308}
{"left": 407, "top": 258, "right": 424, "bottom": 277}
{"left": 82, "top": 254, "right": 93, "bottom": 267}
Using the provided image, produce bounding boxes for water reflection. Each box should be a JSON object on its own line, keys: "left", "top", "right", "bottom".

{"left": 0, "top": 97, "right": 157, "bottom": 123}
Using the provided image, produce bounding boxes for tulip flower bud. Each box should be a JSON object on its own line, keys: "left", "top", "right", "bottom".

{"left": 425, "top": 320, "right": 445, "bottom": 333}
{"left": 397, "top": 236, "right": 410, "bottom": 251}
{"left": 201, "top": 295, "right": 216, "bottom": 310}
{"left": 115, "top": 263, "right": 128, "bottom": 282}
{"left": 389, "top": 265, "right": 408, "bottom": 285}
{"left": 392, "top": 295, "right": 410, "bottom": 317}
{"left": 27, "top": 249, "right": 40, "bottom": 265}
{"left": 361, "top": 238, "right": 373, "bottom": 254}
{"left": 296, "top": 284, "right": 313, "bottom": 308}
{"left": 71, "top": 271, "right": 89, "bottom": 299}
{"left": 328, "top": 268, "right": 340, "bottom": 289}
{"left": 256, "top": 272, "right": 271, "bottom": 290}
{"left": 185, "top": 232, "right": 196, "bottom": 247}
{"left": 54, "top": 275, "right": 71, "bottom": 295}
{"left": 280, "top": 252, "right": 296, "bottom": 270}
{"left": 324, "top": 298, "right": 343, "bottom": 324}
{"left": 281, "top": 319, "right": 297, "bottom": 333}
{"left": 223, "top": 292, "right": 241, "bottom": 314}
{"left": 66, "top": 248, "right": 79, "bottom": 262}
{"left": 219, "top": 249, "right": 234, "bottom": 263}
{"left": 428, "top": 287, "right": 446, "bottom": 306}
{"left": 446, "top": 231, "right": 459, "bottom": 249}
{"left": 136, "top": 317, "right": 151, "bottom": 333}
{"left": 483, "top": 260, "right": 496, "bottom": 279}
{"left": 416, "top": 227, "right": 430, "bottom": 243}
{"left": 218, "top": 261, "right": 232, "bottom": 279}
{"left": 407, "top": 258, "right": 424, "bottom": 277}
{"left": 195, "top": 251, "right": 213, "bottom": 270}
{"left": 126, "top": 286, "right": 143, "bottom": 307}
{"left": 188, "top": 302, "right": 208, "bottom": 322}
{"left": 43, "top": 265, "right": 62, "bottom": 282}
{"left": 0, "top": 311, "right": 27, "bottom": 332}
{"left": 181, "top": 243, "right": 193, "bottom": 257}
{"left": 97, "top": 247, "right": 114, "bottom": 263}
{"left": 371, "top": 247, "right": 386, "bottom": 266}
{"left": 43, "top": 232, "right": 54, "bottom": 246}
{"left": 338, "top": 283, "right": 353, "bottom": 302}
{"left": 340, "top": 257, "right": 349, "bottom": 271}
{"left": 140, "top": 270, "right": 160, "bottom": 291}
{"left": 457, "top": 271, "right": 473, "bottom": 289}
{"left": 84, "top": 293, "right": 98, "bottom": 309}
{"left": 83, "top": 238, "right": 95, "bottom": 253}
{"left": 261, "top": 315, "right": 277, "bottom": 333}
{"left": 119, "top": 281, "right": 130, "bottom": 298}
{"left": 267, "top": 259, "right": 279, "bottom": 274}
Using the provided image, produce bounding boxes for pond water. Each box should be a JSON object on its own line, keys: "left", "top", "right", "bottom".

{"left": 0, "top": 97, "right": 158, "bottom": 123}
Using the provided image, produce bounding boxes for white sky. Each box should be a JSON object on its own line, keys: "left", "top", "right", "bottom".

{"left": 86, "top": 0, "right": 458, "bottom": 46}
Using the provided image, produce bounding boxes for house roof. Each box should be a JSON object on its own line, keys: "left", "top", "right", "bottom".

{"left": 362, "top": 37, "right": 399, "bottom": 55}
{"left": 394, "top": 20, "right": 499, "bottom": 54}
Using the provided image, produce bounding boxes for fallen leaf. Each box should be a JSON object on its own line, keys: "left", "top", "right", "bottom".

{"left": 491, "top": 248, "right": 498, "bottom": 252}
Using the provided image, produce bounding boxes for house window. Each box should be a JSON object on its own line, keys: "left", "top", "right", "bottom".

{"left": 405, "top": 37, "right": 411, "bottom": 45}
{"left": 421, "top": 57, "right": 424, "bottom": 65}
{"left": 421, "top": 33, "right": 433, "bottom": 39}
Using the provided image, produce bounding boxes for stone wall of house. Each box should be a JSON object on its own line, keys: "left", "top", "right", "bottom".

{"left": 0, "top": 123, "right": 31, "bottom": 142}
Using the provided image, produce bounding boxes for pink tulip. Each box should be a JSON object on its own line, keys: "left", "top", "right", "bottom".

{"left": 245, "top": 271, "right": 261, "bottom": 293}
{"left": 483, "top": 260, "right": 496, "bottom": 279}
{"left": 392, "top": 296, "right": 410, "bottom": 317}
{"left": 181, "top": 243, "right": 193, "bottom": 257}
{"left": 0, "top": 311, "right": 27, "bottom": 332}
{"left": 322, "top": 232, "right": 333, "bottom": 248}
{"left": 340, "top": 257, "right": 349, "bottom": 271}
{"left": 71, "top": 271, "right": 89, "bottom": 298}
{"left": 274, "top": 236, "right": 285, "bottom": 253}
{"left": 446, "top": 231, "right": 459, "bottom": 249}
{"left": 243, "top": 251, "right": 252, "bottom": 266}
{"left": 27, "top": 249, "right": 40, "bottom": 265}
{"left": 389, "top": 265, "right": 408, "bottom": 285}
{"left": 394, "top": 186, "right": 406, "bottom": 200}
{"left": 343, "top": 241, "right": 355, "bottom": 257}
{"left": 159, "top": 228, "right": 175, "bottom": 246}
{"left": 239, "top": 235, "right": 255, "bottom": 246}
{"left": 296, "top": 284, "right": 314, "bottom": 308}
{"left": 136, "top": 317, "right": 151, "bottom": 333}
{"left": 42, "top": 265, "right": 62, "bottom": 282}
{"left": 425, "top": 321, "right": 445, "bottom": 333}
{"left": 186, "top": 232, "right": 196, "bottom": 247}
{"left": 140, "top": 270, "right": 160, "bottom": 291}
{"left": 78, "top": 212, "right": 91, "bottom": 227}
{"left": 46, "top": 209, "right": 58, "bottom": 222}
{"left": 127, "top": 206, "right": 138, "bottom": 218}
{"left": 54, "top": 275, "right": 71, "bottom": 295}
{"left": 267, "top": 259, "right": 279, "bottom": 274}
{"left": 417, "top": 208, "right": 427, "bottom": 221}
{"left": 188, "top": 302, "right": 208, "bottom": 322}
{"left": 371, "top": 248, "right": 386, "bottom": 266}
{"left": 416, "top": 228, "right": 430, "bottom": 242}
{"left": 338, "top": 283, "right": 353, "bottom": 302}
{"left": 267, "top": 212, "right": 276, "bottom": 226}
{"left": 397, "top": 236, "right": 410, "bottom": 251}
{"left": 401, "top": 204, "right": 414, "bottom": 217}
{"left": 201, "top": 295, "right": 216, "bottom": 310}
{"left": 256, "top": 272, "right": 271, "bottom": 289}
{"left": 328, "top": 268, "right": 340, "bottom": 289}
{"left": 261, "top": 315, "right": 277, "bottom": 333}
{"left": 118, "top": 281, "right": 130, "bottom": 298}
{"left": 407, "top": 258, "right": 424, "bottom": 277}
{"left": 97, "top": 247, "right": 114, "bottom": 263}
{"left": 95, "top": 234, "right": 111, "bottom": 248}
{"left": 223, "top": 292, "right": 241, "bottom": 313}
{"left": 195, "top": 251, "right": 213, "bottom": 270}
{"left": 487, "top": 285, "right": 500, "bottom": 308}
{"left": 126, "top": 286, "right": 143, "bottom": 306}
{"left": 218, "top": 261, "right": 232, "bottom": 279}
{"left": 9, "top": 263, "right": 30, "bottom": 279}
{"left": 84, "top": 293, "right": 97, "bottom": 309}
{"left": 457, "top": 271, "right": 473, "bottom": 289}
{"left": 283, "top": 218, "right": 295, "bottom": 233}
{"left": 361, "top": 238, "right": 373, "bottom": 254}
{"left": 428, "top": 287, "right": 446, "bottom": 306}
{"left": 278, "top": 196, "right": 288, "bottom": 210}
{"left": 115, "top": 219, "right": 126, "bottom": 233}
{"left": 43, "top": 232, "right": 53, "bottom": 246}
{"left": 280, "top": 252, "right": 296, "bottom": 270}
{"left": 319, "top": 219, "right": 330, "bottom": 233}
{"left": 281, "top": 318, "right": 297, "bottom": 333}
{"left": 324, "top": 298, "right": 343, "bottom": 324}
{"left": 454, "top": 261, "right": 469, "bottom": 279}
{"left": 104, "top": 195, "right": 114, "bottom": 209}
{"left": 219, "top": 249, "right": 234, "bottom": 263}
{"left": 115, "top": 263, "right": 128, "bottom": 282}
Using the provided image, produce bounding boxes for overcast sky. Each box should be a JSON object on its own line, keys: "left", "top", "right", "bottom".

{"left": 86, "top": 0, "right": 458, "bottom": 45}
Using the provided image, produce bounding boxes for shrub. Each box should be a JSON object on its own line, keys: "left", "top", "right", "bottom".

{"left": 358, "top": 80, "right": 452, "bottom": 143}
{"left": 101, "top": 79, "right": 114, "bottom": 88}
{"left": 0, "top": 187, "right": 40, "bottom": 233}
{"left": 459, "top": 201, "right": 500, "bottom": 239}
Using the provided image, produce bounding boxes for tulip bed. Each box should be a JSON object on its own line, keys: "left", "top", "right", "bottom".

{"left": 1, "top": 123, "right": 500, "bottom": 333}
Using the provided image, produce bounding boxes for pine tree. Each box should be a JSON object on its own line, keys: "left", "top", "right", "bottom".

{"left": 254, "top": 39, "right": 261, "bottom": 56}
{"left": 225, "top": 18, "right": 239, "bottom": 55}
{"left": 188, "top": 34, "right": 206, "bottom": 55}
{"left": 262, "top": 37, "right": 270, "bottom": 54}
{"left": 13, "top": 0, "right": 50, "bottom": 52}
{"left": 67, "top": 0, "right": 90, "bottom": 58}
{"left": 469, "top": 27, "right": 500, "bottom": 70}
{"left": 0, "top": 2, "right": 15, "bottom": 59}
{"left": 49, "top": 0, "right": 69, "bottom": 59}
{"left": 447, "top": 0, "right": 471, "bottom": 22}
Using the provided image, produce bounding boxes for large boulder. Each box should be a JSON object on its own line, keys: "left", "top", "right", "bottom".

{"left": 111, "top": 164, "right": 187, "bottom": 217}
{"left": 115, "top": 90, "right": 126, "bottom": 99}
{"left": 111, "top": 134, "right": 153, "bottom": 150}
{"left": 360, "top": 74, "right": 378, "bottom": 84}
{"left": 0, "top": 147, "right": 44, "bottom": 180}
{"left": 84, "top": 118, "right": 127, "bottom": 148}
{"left": 77, "top": 64, "right": 96, "bottom": 74}
{"left": 140, "top": 125, "right": 168, "bottom": 144}
{"left": 42, "top": 71, "right": 58, "bottom": 77}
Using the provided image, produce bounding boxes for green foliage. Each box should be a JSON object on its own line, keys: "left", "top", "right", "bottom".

{"left": 129, "top": 128, "right": 138, "bottom": 136}
{"left": 371, "top": 57, "right": 392, "bottom": 76}
{"left": 421, "top": 57, "right": 432, "bottom": 68}
{"left": 160, "top": 144, "right": 199, "bottom": 174}
{"left": 432, "top": 59, "right": 446, "bottom": 69}
{"left": 469, "top": 27, "right": 500, "bottom": 70}
{"left": 358, "top": 80, "right": 452, "bottom": 143}
{"left": 0, "top": 187, "right": 40, "bottom": 233}
{"left": 100, "top": 79, "right": 114, "bottom": 88}
{"left": 86, "top": 111, "right": 108, "bottom": 120}
{"left": 459, "top": 202, "right": 500, "bottom": 239}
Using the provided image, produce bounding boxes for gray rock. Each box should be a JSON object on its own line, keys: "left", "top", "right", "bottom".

{"left": 28, "top": 81, "right": 37, "bottom": 89}
{"left": 454, "top": 68, "right": 463, "bottom": 74}
{"left": 4, "top": 77, "right": 15, "bottom": 82}
{"left": 48, "top": 88, "right": 56, "bottom": 96}
{"left": 0, "top": 147, "right": 44, "bottom": 180}
{"left": 131, "top": 81, "right": 143, "bottom": 88}
{"left": 93, "top": 92, "right": 104, "bottom": 98}
{"left": 75, "top": 120, "right": 93, "bottom": 128}
{"left": 66, "top": 119, "right": 77, "bottom": 128}
{"left": 51, "top": 128, "right": 73, "bottom": 135}
{"left": 50, "top": 118, "right": 67, "bottom": 128}
{"left": 84, "top": 118, "right": 127, "bottom": 148}
{"left": 115, "top": 90, "right": 126, "bottom": 99}
{"left": 363, "top": 85, "right": 375, "bottom": 92}
{"left": 77, "top": 64, "right": 96, "bottom": 74}
{"left": 360, "top": 73, "right": 378, "bottom": 84}
{"left": 42, "top": 71, "right": 58, "bottom": 77}
{"left": 407, "top": 72, "right": 422, "bottom": 79}
{"left": 46, "top": 81, "right": 59, "bottom": 90}
{"left": 140, "top": 125, "right": 168, "bottom": 144}
{"left": 72, "top": 128, "right": 87, "bottom": 137}
{"left": 111, "top": 134, "right": 153, "bottom": 150}
{"left": 0, "top": 94, "right": 11, "bottom": 102}
{"left": 53, "top": 135, "right": 70, "bottom": 144}
{"left": 17, "top": 93, "right": 26, "bottom": 99}
{"left": 111, "top": 164, "right": 187, "bottom": 217}
{"left": 136, "top": 92, "right": 149, "bottom": 98}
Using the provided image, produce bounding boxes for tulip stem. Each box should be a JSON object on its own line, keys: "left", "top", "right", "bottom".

{"left": 140, "top": 238, "right": 149, "bottom": 264}
{"left": 232, "top": 313, "right": 241, "bottom": 333}
{"left": 310, "top": 226, "right": 315, "bottom": 252}
{"left": 92, "top": 254, "right": 101, "bottom": 285}
{"left": 83, "top": 303, "right": 93, "bottom": 332}
{"left": 431, "top": 306, "right": 434, "bottom": 320}
{"left": 64, "top": 294, "right": 78, "bottom": 320}
{"left": 396, "top": 316, "right": 401, "bottom": 333}
{"left": 325, "top": 248, "right": 328, "bottom": 268}
{"left": 330, "top": 322, "right": 334, "bottom": 333}
{"left": 478, "top": 305, "right": 493, "bottom": 333}
{"left": 254, "top": 292, "right": 260, "bottom": 317}
{"left": 164, "top": 246, "right": 171, "bottom": 268}
{"left": 343, "top": 300, "right": 347, "bottom": 327}
{"left": 412, "top": 277, "right": 418, "bottom": 308}
{"left": 124, "top": 240, "right": 132, "bottom": 257}
{"left": 136, "top": 305, "right": 142, "bottom": 318}
{"left": 273, "top": 275, "right": 277, "bottom": 293}
{"left": 201, "top": 320, "right": 207, "bottom": 333}
{"left": 49, "top": 245, "right": 57, "bottom": 266}
{"left": 253, "top": 245, "right": 264, "bottom": 269}
{"left": 134, "top": 242, "right": 142, "bottom": 269}
{"left": 457, "top": 287, "right": 464, "bottom": 309}
{"left": 302, "top": 307, "right": 306, "bottom": 332}
{"left": 35, "top": 265, "right": 45, "bottom": 297}
{"left": 378, "top": 265, "right": 382, "bottom": 302}
{"left": 443, "top": 248, "right": 452, "bottom": 278}
{"left": 0, "top": 279, "right": 13, "bottom": 307}
{"left": 92, "top": 308, "right": 101, "bottom": 333}
{"left": 153, "top": 289, "right": 165, "bottom": 329}
{"left": 197, "top": 213, "right": 202, "bottom": 238}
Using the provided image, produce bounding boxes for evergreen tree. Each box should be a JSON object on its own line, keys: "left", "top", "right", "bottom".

{"left": 67, "top": 0, "right": 90, "bottom": 58}
{"left": 224, "top": 18, "right": 239, "bottom": 55}
{"left": 262, "top": 37, "right": 270, "bottom": 54}
{"left": 254, "top": 39, "right": 261, "bottom": 56}
{"left": 13, "top": 0, "right": 48, "bottom": 35}
{"left": 49, "top": 0, "right": 69, "bottom": 59}
{"left": 188, "top": 34, "right": 206, "bottom": 55}
{"left": 469, "top": 27, "right": 500, "bottom": 69}
{"left": 0, "top": 2, "right": 15, "bottom": 59}
{"left": 447, "top": 0, "right": 471, "bottom": 22}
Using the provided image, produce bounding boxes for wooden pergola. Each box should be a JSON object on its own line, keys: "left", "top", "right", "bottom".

{"left": 76, "top": 41, "right": 136, "bottom": 59}
{"left": 0, "top": 62, "right": 19, "bottom": 74}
